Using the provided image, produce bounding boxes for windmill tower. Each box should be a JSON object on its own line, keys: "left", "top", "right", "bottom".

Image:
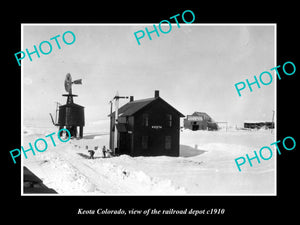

{"left": 50, "top": 73, "right": 85, "bottom": 138}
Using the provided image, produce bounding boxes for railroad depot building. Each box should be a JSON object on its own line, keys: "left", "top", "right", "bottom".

{"left": 109, "top": 91, "right": 184, "bottom": 157}
{"left": 183, "top": 112, "right": 218, "bottom": 131}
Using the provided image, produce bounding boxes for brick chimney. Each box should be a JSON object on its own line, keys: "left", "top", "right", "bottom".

{"left": 154, "top": 90, "right": 159, "bottom": 98}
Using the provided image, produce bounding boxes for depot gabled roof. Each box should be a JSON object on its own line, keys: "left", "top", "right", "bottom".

{"left": 109, "top": 97, "right": 184, "bottom": 118}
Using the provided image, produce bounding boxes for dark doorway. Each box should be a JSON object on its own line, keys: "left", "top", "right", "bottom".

{"left": 119, "top": 132, "right": 132, "bottom": 155}
{"left": 149, "top": 132, "right": 164, "bottom": 155}
{"left": 192, "top": 124, "right": 199, "bottom": 131}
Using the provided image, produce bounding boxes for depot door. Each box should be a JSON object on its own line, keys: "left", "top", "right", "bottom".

{"left": 119, "top": 132, "right": 132, "bottom": 155}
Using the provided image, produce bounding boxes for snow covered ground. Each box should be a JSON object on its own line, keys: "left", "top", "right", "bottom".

{"left": 22, "top": 123, "right": 276, "bottom": 195}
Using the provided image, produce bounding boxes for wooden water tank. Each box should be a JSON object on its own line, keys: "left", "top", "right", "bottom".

{"left": 58, "top": 102, "right": 85, "bottom": 127}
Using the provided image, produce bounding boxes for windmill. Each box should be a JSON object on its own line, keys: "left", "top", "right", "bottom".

{"left": 63, "top": 73, "right": 82, "bottom": 104}
{"left": 50, "top": 73, "right": 85, "bottom": 138}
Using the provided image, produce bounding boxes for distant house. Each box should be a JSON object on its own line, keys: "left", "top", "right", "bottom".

{"left": 109, "top": 91, "right": 184, "bottom": 157}
{"left": 184, "top": 112, "right": 218, "bottom": 131}
{"left": 244, "top": 121, "right": 274, "bottom": 129}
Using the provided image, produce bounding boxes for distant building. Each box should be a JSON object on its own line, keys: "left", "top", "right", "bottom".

{"left": 244, "top": 121, "right": 274, "bottom": 129}
{"left": 184, "top": 112, "right": 218, "bottom": 131}
{"left": 109, "top": 91, "right": 184, "bottom": 157}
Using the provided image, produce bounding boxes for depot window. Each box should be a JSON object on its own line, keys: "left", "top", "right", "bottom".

{"left": 166, "top": 114, "right": 172, "bottom": 127}
{"left": 165, "top": 136, "right": 171, "bottom": 150}
{"left": 142, "top": 114, "right": 149, "bottom": 127}
{"left": 142, "top": 136, "right": 148, "bottom": 149}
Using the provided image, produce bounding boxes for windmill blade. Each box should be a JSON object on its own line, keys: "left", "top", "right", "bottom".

{"left": 64, "top": 73, "right": 72, "bottom": 93}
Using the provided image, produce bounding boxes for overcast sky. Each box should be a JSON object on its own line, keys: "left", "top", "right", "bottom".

{"left": 22, "top": 24, "right": 275, "bottom": 127}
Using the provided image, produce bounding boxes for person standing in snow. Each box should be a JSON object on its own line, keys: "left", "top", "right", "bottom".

{"left": 102, "top": 146, "right": 106, "bottom": 158}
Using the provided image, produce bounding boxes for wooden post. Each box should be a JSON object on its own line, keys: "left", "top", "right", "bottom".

{"left": 79, "top": 126, "right": 83, "bottom": 138}
{"left": 59, "top": 126, "right": 64, "bottom": 137}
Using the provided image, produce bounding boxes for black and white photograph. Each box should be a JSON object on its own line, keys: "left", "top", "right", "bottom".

{"left": 2, "top": 4, "right": 299, "bottom": 221}
{"left": 21, "top": 24, "right": 276, "bottom": 195}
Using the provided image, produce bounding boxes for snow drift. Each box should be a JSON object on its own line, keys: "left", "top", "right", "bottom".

{"left": 22, "top": 124, "right": 275, "bottom": 195}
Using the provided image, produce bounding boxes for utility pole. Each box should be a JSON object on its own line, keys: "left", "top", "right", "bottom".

{"left": 114, "top": 91, "right": 119, "bottom": 155}
{"left": 111, "top": 92, "right": 128, "bottom": 155}
{"left": 271, "top": 110, "right": 275, "bottom": 134}
{"left": 109, "top": 100, "right": 113, "bottom": 151}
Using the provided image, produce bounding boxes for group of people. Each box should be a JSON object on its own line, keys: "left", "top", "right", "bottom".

{"left": 86, "top": 145, "right": 112, "bottom": 159}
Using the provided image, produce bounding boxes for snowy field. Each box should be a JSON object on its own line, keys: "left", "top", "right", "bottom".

{"left": 22, "top": 123, "right": 276, "bottom": 195}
